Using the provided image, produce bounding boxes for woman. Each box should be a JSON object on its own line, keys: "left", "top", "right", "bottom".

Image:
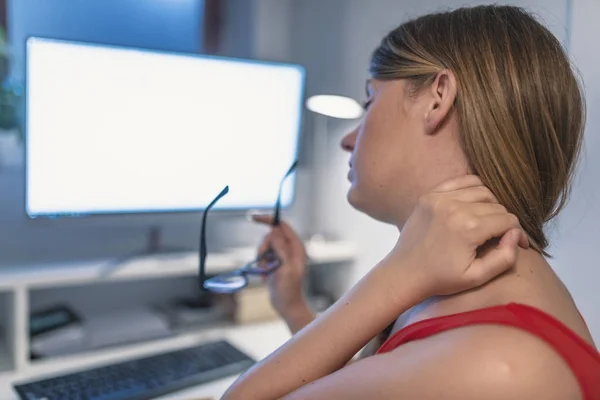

{"left": 225, "top": 5, "right": 600, "bottom": 399}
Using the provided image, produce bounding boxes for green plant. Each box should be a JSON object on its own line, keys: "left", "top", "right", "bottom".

{"left": 0, "top": 84, "right": 20, "bottom": 131}
{"left": 0, "top": 28, "right": 23, "bottom": 138}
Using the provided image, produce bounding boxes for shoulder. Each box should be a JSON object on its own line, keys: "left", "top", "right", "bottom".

{"left": 282, "top": 324, "right": 582, "bottom": 400}
{"left": 385, "top": 324, "right": 582, "bottom": 399}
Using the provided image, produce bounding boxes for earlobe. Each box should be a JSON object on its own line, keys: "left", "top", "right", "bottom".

{"left": 425, "top": 113, "right": 439, "bottom": 134}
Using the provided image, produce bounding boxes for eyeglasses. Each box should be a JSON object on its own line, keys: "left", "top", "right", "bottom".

{"left": 199, "top": 161, "right": 298, "bottom": 293}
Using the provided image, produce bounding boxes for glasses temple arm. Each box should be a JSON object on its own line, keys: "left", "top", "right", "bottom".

{"left": 199, "top": 186, "right": 229, "bottom": 291}
{"left": 273, "top": 160, "right": 298, "bottom": 226}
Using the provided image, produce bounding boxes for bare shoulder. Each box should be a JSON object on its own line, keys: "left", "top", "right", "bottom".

{"left": 397, "top": 324, "right": 583, "bottom": 399}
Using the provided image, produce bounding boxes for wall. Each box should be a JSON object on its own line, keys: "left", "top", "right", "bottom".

{"left": 548, "top": 0, "right": 600, "bottom": 343}
{"left": 8, "top": 0, "right": 203, "bottom": 80}
{"left": 217, "top": 0, "right": 254, "bottom": 59}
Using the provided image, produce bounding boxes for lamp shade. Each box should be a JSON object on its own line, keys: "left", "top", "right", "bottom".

{"left": 305, "top": 94, "right": 363, "bottom": 119}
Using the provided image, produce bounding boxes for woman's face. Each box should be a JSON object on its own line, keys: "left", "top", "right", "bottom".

{"left": 340, "top": 77, "right": 467, "bottom": 227}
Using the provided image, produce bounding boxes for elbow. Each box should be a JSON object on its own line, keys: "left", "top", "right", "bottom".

{"left": 221, "top": 388, "right": 240, "bottom": 400}
{"left": 221, "top": 385, "right": 251, "bottom": 400}
{"left": 222, "top": 387, "right": 278, "bottom": 400}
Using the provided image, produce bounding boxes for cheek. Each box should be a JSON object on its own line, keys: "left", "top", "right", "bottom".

{"left": 353, "top": 129, "right": 394, "bottom": 190}
{"left": 352, "top": 125, "right": 376, "bottom": 178}
{"left": 355, "top": 112, "right": 405, "bottom": 177}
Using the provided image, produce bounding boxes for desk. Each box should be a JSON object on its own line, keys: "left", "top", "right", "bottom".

{"left": 0, "top": 320, "right": 291, "bottom": 399}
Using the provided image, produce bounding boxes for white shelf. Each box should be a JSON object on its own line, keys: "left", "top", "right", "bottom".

{"left": 0, "top": 240, "right": 356, "bottom": 290}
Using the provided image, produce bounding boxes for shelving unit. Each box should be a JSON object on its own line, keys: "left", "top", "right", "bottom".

{"left": 0, "top": 239, "right": 356, "bottom": 384}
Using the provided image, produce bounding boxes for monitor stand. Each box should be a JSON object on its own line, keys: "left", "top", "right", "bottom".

{"left": 100, "top": 225, "right": 194, "bottom": 276}
{"left": 141, "top": 225, "right": 192, "bottom": 255}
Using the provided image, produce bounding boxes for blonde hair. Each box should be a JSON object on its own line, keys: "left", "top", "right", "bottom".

{"left": 370, "top": 5, "right": 585, "bottom": 255}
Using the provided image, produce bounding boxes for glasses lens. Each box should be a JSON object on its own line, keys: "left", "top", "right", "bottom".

{"left": 204, "top": 272, "right": 247, "bottom": 293}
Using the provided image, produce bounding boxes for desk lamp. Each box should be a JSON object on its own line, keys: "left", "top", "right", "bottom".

{"left": 305, "top": 94, "right": 364, "bottom": 240}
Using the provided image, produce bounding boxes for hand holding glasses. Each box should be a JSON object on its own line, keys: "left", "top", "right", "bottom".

{"left": 199, "top": 161, "right": 298, "bottom": 293}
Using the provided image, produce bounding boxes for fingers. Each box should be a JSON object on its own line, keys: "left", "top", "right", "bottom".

{"left": 252, "top": 214, "right": 297, "bottom": 238}
{"left": 268, "top": 229, "right": 290, "bottom": 264}
{"left": 518, "top": 229, "right": 530, "bottom": 249}
{"left": 257, "top": 227, "right": 292, "bottom": 265}
{"left": 420, "top": 181, "right": 499, "bottom": 218}
{"left": 252, "top": 214, "right": 306, "bottom": 256}
{"left": 257, "top": 233, "right": 271, "bottom": 255}
{"left": 435, "top": 185, "right": 529, "bottom": 249}
{"left": 466, "top": 203, "right": 507, "bottom": 216}
{"left": 467, "top": 228, "right": 521, "bottom": 286}
{"left": 465, "top": 213, "right": 529, "bottom": 249}
{"left": 431, "top": 175, "right": 483, "bottom": 193}
{"left": 251, "top": 214, "right": 276, "bottom": 225}
{"left": 447, "top": 186, "right": 498, "bottom": 204}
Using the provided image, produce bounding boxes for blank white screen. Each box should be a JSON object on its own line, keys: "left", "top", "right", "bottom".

{"left": 26, "top": 38, "right": 304, "bottom": 216}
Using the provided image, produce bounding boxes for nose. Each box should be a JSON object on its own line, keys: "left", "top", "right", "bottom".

{"left": 340, "top": 128, "right": 358, "bottom": 153}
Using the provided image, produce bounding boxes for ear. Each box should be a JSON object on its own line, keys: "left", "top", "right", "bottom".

{"left": 424, "top": 69, "right": 457, "bottom": 134}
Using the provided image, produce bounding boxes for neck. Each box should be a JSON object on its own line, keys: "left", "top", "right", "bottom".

{"left": 408, "top": 246, "right": 549, "bottom": 321}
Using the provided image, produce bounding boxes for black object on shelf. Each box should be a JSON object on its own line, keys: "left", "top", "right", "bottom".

{"left": 29, "top": 305, "right": 81, "bottom": 338}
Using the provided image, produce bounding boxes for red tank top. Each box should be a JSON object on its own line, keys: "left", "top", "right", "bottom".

{"left": 376, "top": 303, "right": 600, "bottom": 399}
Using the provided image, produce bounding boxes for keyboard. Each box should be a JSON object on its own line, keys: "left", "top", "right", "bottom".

{"left": 14, "top": 340, "right": 255, "bottom": 400}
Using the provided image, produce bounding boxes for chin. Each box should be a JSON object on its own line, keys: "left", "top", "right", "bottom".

{"left": 346, "top": 186, "right": 358, "bottom": 208}
{"left": 346, "top": 182, "right": 362, "bottom": 209}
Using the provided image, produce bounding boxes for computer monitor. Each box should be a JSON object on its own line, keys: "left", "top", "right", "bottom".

{"left": 25, "top": 37, "right": 305, "bottom": 218}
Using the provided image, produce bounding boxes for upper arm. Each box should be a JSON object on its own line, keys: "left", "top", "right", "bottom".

{"left": 280, "top": 325, "right": 581, "bottom": 400}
